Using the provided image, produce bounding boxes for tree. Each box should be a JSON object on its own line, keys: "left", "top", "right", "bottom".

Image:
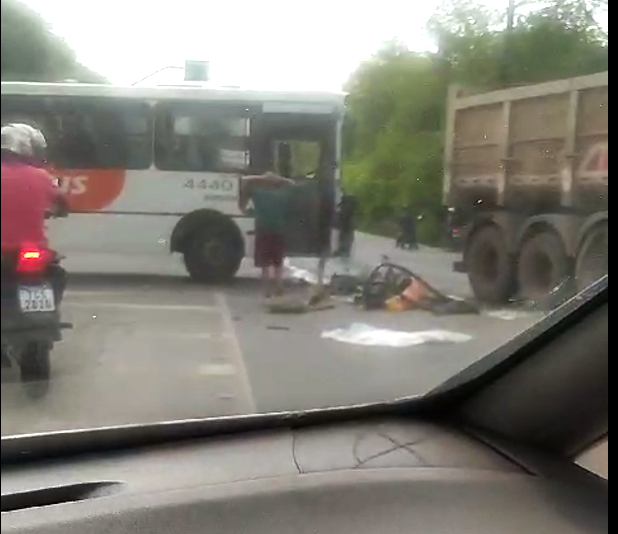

{"left": 343, "top": 0, "right": 608, "bottom": 243}
{"left": 343, "top": 45, "right": 448, "bottom": 240}
{"left": 429, "top": 0, "right": 608, "bottom": 87}
{"left": 1, "top": 0, "right": 106, "bottom": 83}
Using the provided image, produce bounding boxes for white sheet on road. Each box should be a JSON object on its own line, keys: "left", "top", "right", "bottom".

{"left": 321, "top": 323, "right": 473, "bottom": 348}
{"left": 285, "top": 257, "right": 370, "bottom": 286}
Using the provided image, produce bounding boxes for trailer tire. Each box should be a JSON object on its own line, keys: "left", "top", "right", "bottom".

{"left": 466, "top": 226, "right": 515, "bottom": 305}
{"left": 518, "top": 231, "right": 571, "bottom": 305}
{"left": 182, "top": 216, "right": 244, "bottom": 284}
{"left": 576, "top": 222, "right": 608, "bottom": 293}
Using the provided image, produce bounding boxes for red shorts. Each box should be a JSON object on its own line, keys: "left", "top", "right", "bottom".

{"left": 254, "top": 231, "right": 286, "bottom": 268}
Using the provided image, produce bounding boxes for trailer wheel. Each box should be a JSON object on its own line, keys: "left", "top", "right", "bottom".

{"left": 466, "top": 226, "right": 515, "bottom": 305}
{"left": 518, "top": 231, "right": 571, "bottom": 305}
{"left": 20, "top": 342, "right": 51, "bottom": 400}
{"left": 183, "top": 215, "right": 244, "bottom": 284}
{"left": 576, "top": 222, "right": 608, "bottom": 293}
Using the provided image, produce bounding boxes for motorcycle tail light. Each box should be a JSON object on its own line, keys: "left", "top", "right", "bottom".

{"left": 17, "top": 247, "right": 52, "bottom": 274}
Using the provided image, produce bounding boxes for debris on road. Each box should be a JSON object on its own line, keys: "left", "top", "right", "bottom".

{"left": 265, "top": 292, "right": 336, "bottom": 315}
{"left": 356, "top": 261, "right": 479, "bottom": 316}
{"left": 286, "top": 257, "right": 480, "bottom": 316}
{"left": 267, "top": 325, "right": 292, "bottom": 331}
{"left": 330, "top": 273, "right": 363, "bottom": 296}
{"left": 321, "top": 323, "right": 473, "bottom": 348}
{"left": 285, "top": 260, "right": 320, "bottom": 286}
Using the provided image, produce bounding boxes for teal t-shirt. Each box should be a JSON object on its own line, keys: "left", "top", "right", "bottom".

{"left": 250, "top": 187, "right": 292, "bottom": 233}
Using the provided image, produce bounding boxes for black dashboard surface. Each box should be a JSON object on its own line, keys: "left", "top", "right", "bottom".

{"left": 1, "top": 419, "right": 608, "bottom": 533}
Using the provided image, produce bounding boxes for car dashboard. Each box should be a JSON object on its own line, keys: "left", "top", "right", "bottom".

{"left": 1, "top": 419, "right": 608, "bottom": 534}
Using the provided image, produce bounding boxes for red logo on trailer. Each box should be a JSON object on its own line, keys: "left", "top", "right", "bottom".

{"left": 579, "top": 142, "right": 609, "bottom": 181}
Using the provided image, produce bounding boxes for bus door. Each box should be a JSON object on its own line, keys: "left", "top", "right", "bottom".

{"left": 251, "top": 112, "right": 340, "bottom": 257}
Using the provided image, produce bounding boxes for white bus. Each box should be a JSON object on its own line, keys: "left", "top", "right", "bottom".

{"left": 1, "top": 82, "right": 346, "bottom": 282}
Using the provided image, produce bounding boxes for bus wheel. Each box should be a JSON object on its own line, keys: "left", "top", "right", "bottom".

{"left": 576, "top": 222, "right": 608, "bottom": 293}
{"left": 518, "top": 231, "right": 571, "bottom": 306}
{"left": 183, "top": 217, "right": 244, "bottom": 284}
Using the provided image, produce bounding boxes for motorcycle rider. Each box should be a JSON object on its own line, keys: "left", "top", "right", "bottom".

{"left": 1, "top": 123, "right": 68, "bottom": 303}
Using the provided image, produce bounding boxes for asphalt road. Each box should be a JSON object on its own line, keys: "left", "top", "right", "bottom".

{"left": 1, "top": 236, "right": 543, "bottom": 437}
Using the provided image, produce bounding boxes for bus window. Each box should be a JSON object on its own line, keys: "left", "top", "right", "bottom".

{"left": 1, "top": 95, "right": 152, "bottom": 170}
{"left": 1, "top": 96, "right": 57, "bottom": 147}
{"left": 54, "top": 99, "right": 152, "bottom": 170}
{"left": 274, "top": 140, "right": 321, "bottom": 179}
{"left": 154, "top": 102, "right": 251, "bottom": 174}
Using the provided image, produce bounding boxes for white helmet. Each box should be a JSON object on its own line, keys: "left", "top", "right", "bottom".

{"left": 1, "top": 123, "right": 48, "bottom": 159}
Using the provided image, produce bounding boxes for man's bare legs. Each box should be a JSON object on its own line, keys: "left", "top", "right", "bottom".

{"left": 262, "top": 265, "right": 285, "bottom": 298}
{"left": 273, "top": 265, "right": 285, "bottom": 296}
{"left": 261, "top": 267, "right": 272, "bottom": 298}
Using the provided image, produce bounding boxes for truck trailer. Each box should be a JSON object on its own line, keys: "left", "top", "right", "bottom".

{"left": 443, "top": 72, "right": 608, "bottom": 304}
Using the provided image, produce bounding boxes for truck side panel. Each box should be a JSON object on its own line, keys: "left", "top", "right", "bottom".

{"left": 444, "top": 72, "right": 609, "bottom": 215}
{"left": 444, "top": 72, "right": 608, "bottom": 305}
{"left": 575, "top": 85, "right": 609, "bottom": 212}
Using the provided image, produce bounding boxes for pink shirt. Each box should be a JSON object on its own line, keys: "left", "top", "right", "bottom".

{"left": 1, "top": 161, "right": 61, "bottom": 251}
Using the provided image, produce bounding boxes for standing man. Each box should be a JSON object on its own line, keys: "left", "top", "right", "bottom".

{"left": 239, "top": 172, "right": 295, "bottom": 298}
{"left": 397, "top": 206, "right": 419, "bottom": 250}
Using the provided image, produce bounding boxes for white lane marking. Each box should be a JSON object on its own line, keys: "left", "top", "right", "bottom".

{"left": 66, "top": 290, "right": 131, "bottom": 297}
{"left": 65, "top": 302, "right": 221, "bottom": 312}
{"left": 134, "top": 332, "right": 232, "bottom": 341}
{"left": 216, "top": 292, "right": 256, "bottom": 412}
{"left": 198, "top": 364, "right": 238, "bottom": 376}
{"left": 67, "top": 290, "right": 213, "bottom": 298}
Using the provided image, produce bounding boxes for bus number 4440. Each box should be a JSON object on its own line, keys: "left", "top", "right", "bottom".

{"left": 183, "top": 178, "right": 235, "bottom": 193}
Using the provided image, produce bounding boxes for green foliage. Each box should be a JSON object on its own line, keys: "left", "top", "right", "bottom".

{"left": 1, "top": 0, "right": 106, "bottom": 83}
{"left": 290, "top": 142, "right": 321, "bottom": 177}
{"left": 344, "top": 0, "right": 608, "bottom": 243}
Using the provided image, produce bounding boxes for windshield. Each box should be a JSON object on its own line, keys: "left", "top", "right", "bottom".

{"left": 0, "top": 0, "right": 608, "bottom": 438}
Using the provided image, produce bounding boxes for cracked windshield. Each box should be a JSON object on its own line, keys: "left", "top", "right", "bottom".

{"left": 1, "top": 0, "right": 608, "bottom": 436}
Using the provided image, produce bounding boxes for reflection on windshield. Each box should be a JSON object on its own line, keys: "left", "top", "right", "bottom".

{"left": 0, "top": 0, "right": 608, "bottom": 437}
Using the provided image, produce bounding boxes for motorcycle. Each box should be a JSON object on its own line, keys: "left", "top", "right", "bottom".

{"left": 0, "top": 206, "right": 71, "bottom": 399}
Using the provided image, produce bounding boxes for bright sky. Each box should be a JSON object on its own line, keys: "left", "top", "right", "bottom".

{"left": 22, "top": 0, "right": 605, "bottom": 90}
{"left": 22, "top": 0, "right": 453, "bottom": 89}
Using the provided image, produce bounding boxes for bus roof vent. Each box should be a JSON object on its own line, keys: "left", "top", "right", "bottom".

{"left": 184, "top": 60, "right": 209, "bottom": 82}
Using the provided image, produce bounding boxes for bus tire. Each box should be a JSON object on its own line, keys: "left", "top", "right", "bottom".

{"left": 182, "top": 217, "right": 244, "bottom": 284}
{"left": 576, "top": 222, "right": 608, "bottom": 293}
{"left": 518, "top": 231, "right": 571, "bottom": 305}
{"left": 466, "top": 226, "right": 515, "bottom": 305}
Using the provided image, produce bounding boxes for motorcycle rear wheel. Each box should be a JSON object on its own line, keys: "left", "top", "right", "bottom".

{"left": 20, "top": 342, "right": 51, "bottom": 399}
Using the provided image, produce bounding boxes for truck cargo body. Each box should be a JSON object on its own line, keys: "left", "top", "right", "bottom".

{"left": 443, "top": 72, "right": 608, "bottom": 304}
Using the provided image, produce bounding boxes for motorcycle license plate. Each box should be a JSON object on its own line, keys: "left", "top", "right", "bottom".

{"left": 18, "top": 285, "right": 56, "bottom": 313}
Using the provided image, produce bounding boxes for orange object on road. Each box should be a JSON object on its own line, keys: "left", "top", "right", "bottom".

{"left": 386, "top": 295, "right": 408, "bottom": 312}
